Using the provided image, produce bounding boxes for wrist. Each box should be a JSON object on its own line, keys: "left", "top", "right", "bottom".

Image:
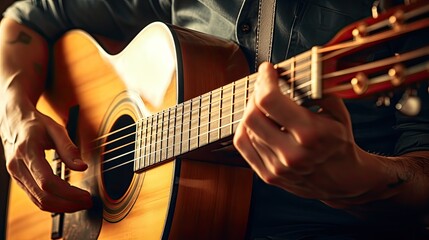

{"left": 0, "top": 86, "right": 36, "bottom": 139}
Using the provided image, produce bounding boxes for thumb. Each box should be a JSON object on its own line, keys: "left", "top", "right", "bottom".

{"left": 41, "top": 113, "right": 88, "bottom": 171}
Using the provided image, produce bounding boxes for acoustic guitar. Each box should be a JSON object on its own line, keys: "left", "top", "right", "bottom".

{"left": 5, "top": 2, "right": 429, "bottom": 239}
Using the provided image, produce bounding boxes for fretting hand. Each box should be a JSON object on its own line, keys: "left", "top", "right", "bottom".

{"left": 233, "top": 62, "right": 398, "bottom": 208}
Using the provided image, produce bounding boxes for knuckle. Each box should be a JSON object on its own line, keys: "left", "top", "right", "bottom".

{"left": 256, "top": 92, "right": 277, "bottom": 110}
{"left": 242, "top": 116, "right": 253, "bottom": 129}
{"left": 271, "top": 165, "right": 289, "bottom": 178}
{"left": 232, "top": 134, "right": 242, "bottom": 149}
{"left": 283, "top": 151, "right": 305, "bottom": 170}
{"left": 295, "top": 127, "right": 320, "bottom": 148}
{"left": 261, "top": 173, "right": 279, "bottom": 186}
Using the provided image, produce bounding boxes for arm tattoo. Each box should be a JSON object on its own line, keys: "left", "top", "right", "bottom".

{"left": 8, "top": 31, "right": 32, "bottom": 45}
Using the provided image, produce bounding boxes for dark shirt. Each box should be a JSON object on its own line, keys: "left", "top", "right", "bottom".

{"left": 4, "top": 0, "right": 429, "bottom": 238}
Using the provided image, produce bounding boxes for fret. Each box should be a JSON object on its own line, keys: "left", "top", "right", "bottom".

{"left": 209, "top": 89, "right": 221, "bottom": 142}
{"left": 148, "top": 114, "right": 154, "bottom": 165}
{"left": 143, "top": 116, "right": 150, "bottom": 167}
{"left": 189, "top": 97, "right": 201, "bottom": 151}
{"left": 220, "top": 84, "right": 233, "bottom": 138}
{"left": 155, "top": 112, "right": 161, "bottom": 163}
{"left": 181, "top": 101, "right": 191, "bottom": 153}
{"left": 148, "top": 114, "right": 156, "bottom": 165}
{"left": 135, "top": 119, "right": 143, "bottom": 170}
{"left": 199, "top": 92, "right": 210, "bottom": 146}
{"left": 140, "top": 118, "right": 146, "bottom": 168}
{"left": 155, "top": 113, "right": 162, "bottom": 163}
{"left": 167, "top": 107, "right": 176, "bottom": 159}
{"left": 232, "top": 79, "right": 245, "bottom": 133}
{"left": 244, "top": 75, "right": 251, "bottom": 108}
{"left": 153, "top": 113, "right": 158, "bottom": 164}
{"left": 161, "top": 110, "right": 169, "bottom": 161}
{"left": 174, "top": 103, "right": 184, "bottom": 156}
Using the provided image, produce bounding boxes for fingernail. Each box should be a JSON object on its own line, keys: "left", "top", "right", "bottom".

{"left": 73, "top": 158, "right": 86, "bottom": 165}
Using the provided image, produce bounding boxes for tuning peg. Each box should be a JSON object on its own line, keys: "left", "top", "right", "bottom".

{"left": 371, "top": 0, "right": 380, "bottom": 18}
{"left": 395, "top": 88, "right": 421, "bottom": 116}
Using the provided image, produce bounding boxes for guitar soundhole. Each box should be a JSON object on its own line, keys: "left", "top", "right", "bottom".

{"left": 102, "top": 114, "right": 135, "bottom": 201}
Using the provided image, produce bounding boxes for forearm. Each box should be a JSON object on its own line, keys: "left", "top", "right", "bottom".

{"left": 328, "top": 149, "right": 429, "bottom": 219}
{"left": 0, "top": 18, "right": 49, "bottom": 141}
{"left": 0, "top": 18, "right": 49, "bottom": 106}
{"left": 385, "top": 151, "right": 429, "bottom": 209}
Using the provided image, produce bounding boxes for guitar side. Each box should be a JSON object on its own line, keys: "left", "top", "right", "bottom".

{"left": 6, "top": 23, "right": 253, "bottom": 239}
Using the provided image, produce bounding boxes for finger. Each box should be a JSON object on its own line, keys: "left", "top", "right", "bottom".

{"left": 20, "top": 138, "right": 92, "bottom": 206}
{"left": 235, "top": 121, "right": 324, "bottom": 199}
{"left": 254, "top": 62, "right": 311, "bottom": 130}
{"left": 40, "top": 113, "right": 87, "bottom": 171}
{"left": 8, "top": 158, "right": 92, "bottom": 212}
{"left": 243, "top": 96, "right": 316, "bottom": 174}
{"left": 233, "top": 122, "right": 268, "bottom": 178}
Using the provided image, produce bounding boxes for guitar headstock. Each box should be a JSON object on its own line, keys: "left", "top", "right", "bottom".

{"left": 275, "top": 1, "right": 429, "bottom": 115}
{"left": 322, "top": 1, "right": 429, "bottom": 115}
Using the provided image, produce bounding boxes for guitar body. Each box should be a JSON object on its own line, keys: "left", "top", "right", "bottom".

{"left": 6, "top": 23, "right": 253, "bottom": 239}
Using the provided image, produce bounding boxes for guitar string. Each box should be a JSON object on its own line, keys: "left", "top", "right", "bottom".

{"left": 100, "top": 75, "right": 314, "bottom": 162}
{"left": 95, "top": 79, "right": 310, "bottom": 157}
{"left": 87, "top": 68, "right": 312, "bottom": 161}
